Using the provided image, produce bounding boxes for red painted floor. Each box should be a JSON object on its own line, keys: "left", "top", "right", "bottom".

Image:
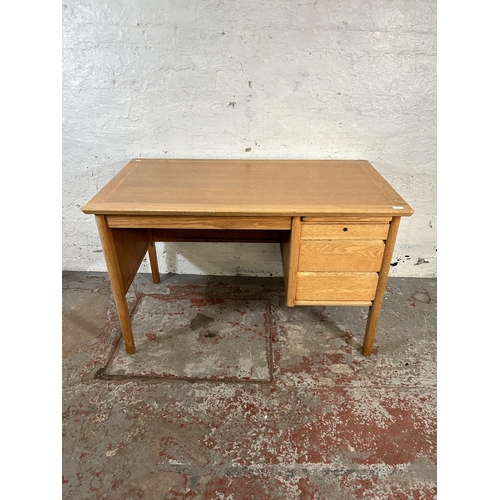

{"left": 63, "top": 272, "right": 436, "bottom": 499}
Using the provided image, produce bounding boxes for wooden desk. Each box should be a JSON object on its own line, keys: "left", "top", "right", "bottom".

{"left": 82, "top": 159, "right": 413, "bottom": 356}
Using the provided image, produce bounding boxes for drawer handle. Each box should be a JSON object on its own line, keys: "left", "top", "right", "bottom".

{"left": 343, "top": 227, "right": 348, "bottom": 232}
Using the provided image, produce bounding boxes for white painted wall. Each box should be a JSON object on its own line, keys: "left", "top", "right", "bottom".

{"left": 62, "top": 0, "right": 436, "bottom": 278}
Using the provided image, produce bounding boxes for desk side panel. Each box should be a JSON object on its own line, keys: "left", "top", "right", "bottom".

{"left": 95, "top": 215, "right": 146, "bottom": 353}
{"left": 109, "top": 226, "right": 151, "bottom": 292}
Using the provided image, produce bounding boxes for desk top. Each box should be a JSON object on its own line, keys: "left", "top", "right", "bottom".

{"left": 82, "top": 159, "right": 413, "bottom": 217}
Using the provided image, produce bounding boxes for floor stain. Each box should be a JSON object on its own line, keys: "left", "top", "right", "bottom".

{"left": 190, "top": 313, "right": 215, "bottom": 330}
{"left": 411, "top": 290, "right": 431, "bottom": 304}
{"left": 63, "top": 273, "right": 436, "bottom": 499}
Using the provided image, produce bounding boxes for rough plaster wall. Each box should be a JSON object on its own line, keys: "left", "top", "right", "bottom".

{"left": 62, "top": 0, "right": 436, "bottom": 278}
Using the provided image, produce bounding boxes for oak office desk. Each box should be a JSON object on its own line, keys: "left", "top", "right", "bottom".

{"left": 82, "top": 159, "right": 413, "bottom": 356}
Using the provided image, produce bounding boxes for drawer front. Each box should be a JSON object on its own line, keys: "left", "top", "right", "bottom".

{"left": 298, "top": 241, "right": 385, "bottom": 272}
{"left": 296, "top": 272, "right": 379, "bottom": 302}
{"left": 300, "top": 223, "right": 389, "bottom": 240}
{"left": 106, "top": 215, "right": 292, "bottom": 230}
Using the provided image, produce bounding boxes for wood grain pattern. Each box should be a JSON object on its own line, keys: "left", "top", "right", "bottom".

{"left": 110, "top": 227, "right": 151, "bottom": 293}
{"left": 296, "top": 272, "right": 379, "bottom": 302}
{"left": 300, "top": 223, "right": 389, "bottom": 240}
{"left": 280, "top": 231, "right": 292, "bottom": 298}
{"left": 95, "top": 215, "right": 137, "bottom": 354}
{"left": 107, "top": 215, "right": 292, "bottom": 230}
{"left": 281, "top": 217, "right": 302, "bottom": 307}
{"left": 298, "top": 240, "right": 385, "bottom": 272}
{"left": 85, "top": 159, "right": 414, "bottom": 357}
{"left": 295, "top": 300, "right": 373, "bottom": 306}
{"left": 301, "top": 216, "right": 392, "bottom": 223}
{"left": 148, "top": 242, "right": 161, "bottom": 284}
{"left": 362, "top": 216, "right": 401, "bottom": 356}
{"left": 82, "top": 159, "right": 414, "bottom": 217}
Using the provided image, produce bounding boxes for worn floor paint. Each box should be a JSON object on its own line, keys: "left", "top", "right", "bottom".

{"left": 62, "top": 272, "right": 436, "bottom": 499}
{"left": 106, "top": 295, "right": 273, "bottom": 382}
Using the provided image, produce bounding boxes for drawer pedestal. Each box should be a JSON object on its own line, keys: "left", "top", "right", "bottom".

{"left": 282, "top": 216, "right": 401, "bottom": 356}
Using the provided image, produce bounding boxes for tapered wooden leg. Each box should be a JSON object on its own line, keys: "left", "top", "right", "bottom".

{"left": 95, "top": 215, "right": 136, "bottom": 354}
{"left": 362, "top": 216, "right": 401, "bottom": 356}
{"left": 148, "top": 241, "right": 161, "bottom": 284}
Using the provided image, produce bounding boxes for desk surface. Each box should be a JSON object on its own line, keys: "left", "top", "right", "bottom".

{"left": 82, "top": 159, "right": 413, "bottom": 217}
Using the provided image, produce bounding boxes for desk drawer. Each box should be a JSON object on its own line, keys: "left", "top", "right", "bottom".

{"left": 106, "top": 215, "right": 292, "bottom": 230}
{"left": 298, "top": 241, "right": 385, "bottom": 272}
{"left": 296, "top": 272, "right": 379, "bottom": 302}
{"left": 300, "top": 223, "right": 389, "bottom": 240}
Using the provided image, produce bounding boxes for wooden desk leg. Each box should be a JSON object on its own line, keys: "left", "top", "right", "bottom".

{"left": 362, "top": 216, "right": 401, "bottom": 356}
{"left": 148, "top": 241, "right": 161, "bottom": 284}
{"left": 95, "top": 215, "right": 136, "bottom": 354}
{"left": 281, "top": 216, "right": 302, "bottom": 307}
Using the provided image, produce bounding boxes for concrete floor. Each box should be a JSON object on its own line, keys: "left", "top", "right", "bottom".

{"left": 62, "top": 271, "right": 436, "bottom": 500}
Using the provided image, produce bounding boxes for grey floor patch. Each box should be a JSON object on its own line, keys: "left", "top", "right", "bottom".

{"left": 103, "top": 296, "right": 273, "bottom": 382}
